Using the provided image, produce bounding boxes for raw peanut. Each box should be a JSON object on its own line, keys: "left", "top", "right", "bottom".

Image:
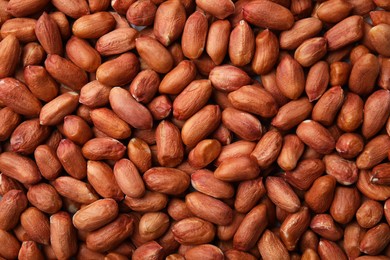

{"left": 173, "top": 79, "right": 212, "bottom": 120}
{"left": 310, "top": 214, "right": 343, "bottom": 241}
{"left": 168, "top": 42, "right": 185, "bottom": 66}
{"left": 209, "top": 65, "right": 251, "bottom": 92}
{"left": 228, "top": 85, "right": 278, "bottom": 118}
{"left": 229, "top": 20, "right": 254, "bottom": 67}
{"left": 24, "top": 65, "right": 59, "bottom": 102}
{"left": 127, "top": 138, "right": 152, "bottom": 173}
{"left": 305, "top": 61, "right": 330, "bottom": 102}
{"left": 130, "top": 69, "right": 160, "bottom": 104}
{"left": 132, "top": 241, "right": 164, "bottom": 260}
{"left": 73, "top": 199, "right": 118, "bottom": 232}
{"left": 86, "top": 214, "right": 134, "bottom": 252}
{"left": 371, "top": 163, "right": 390, "bottom": 185}
{"left": 235, "top": 177, "right": 265, "bottom": 213}
{"left": 50, "top": 212, "right": 78, "bottom": 259}
{"left": 45, "top": 54, "right": 88, "bottom": 91}
{"left": 304, "top": 175, "right": 336, "bottom": 213}
{"left": 0, "top": 190, "right": 27, "bottom": 231}
{"left": 168, "top": 198, "right": 194, "bottom": 221}
{"left": 0, "top": 152, "right": 41, "bottom": 185}
{"left": 91, "top": 108, "right": 131, "bottom": 140}
{"left": 217, "top": 211, "right": 245, "bottom": 241}
{"left": 111, "top": 0, "right": 136, "bottom": 14}
{"left": 0, "top": 174, "right": 24, "bottom": 196}
{"left": 138, "top": 212, "right": 170, "bottom": 241}
{"left": 113, "top": 159, "right": 145, "bottom": 198}
{"left": 51, "top": 176, "right": 99, "bottom": 204}
{"left": 243, "top": 0, "right": 294, "bottom": 30}
{"left": 302, "top": 249, "right": 320, "bottom": 260}
{"left": 109, "top": 87, "right": 153, "bottom": 129}
{"left": 62, "top": 115, "right": 93, "bottom": 145}
{"left": 72, "top": 12, "right": 115, "bottom": 39}
{"left": 369, "top": 24, "right": 390, "bottom": 57}
{"left": 318, "top": 239, "right": 347, "bottom": 260}
{"left": 280, "top": 206, "right": 311, "bottom": 251}
{"left": 185, "top": 192, "right": 233, "bottom": 226}
{"left": 148, "top": 95, "right": 172, "bottom": 121}
{"left": 215, "top": 140, "right": 256, "bottom": 166}
{"left": 87, "top": 161, "right": 124, "bottom": 201}
{"left": 272, "top": 97, "right": 313, "bottom": 131}
{"left": 214, "top": 156, "right": 259, "bottom": 182}
{"left": 40, "top": 92, "right": 79, "bottom": 125}
{"left": 57, "top": 139, "right": 87, "bottom": 179}
{"left": 357, "top": 135, "right": 390, "bottom": 170}
{"left": 22, "top": 42, "right": 45, "bottom": 67}
{"left": 277, "top": 134, "right": 305, "bottom": 171}
{"left": 49, "top": 11, "right": 71, "bottom": 40}
{"left": 212, "top": 125, "right": 232, "bottom": 146}
{"left": 0, "top": 77, "right": 42, "bottom": 116}
{"left": 181, "top": 105, "right": 221, "bottom": 147}
{"left": 34, "top": 145, "right": 62, "bottom": 181}
{"left": 184, "top": 244, "right": 223, "bottom": 260}
{"left": 222, "top": 107, "right": 262, "bottom": 141}
{"left": 27, "top": 183, "right": 62, "bottom": 214}
{"left": 144, "top": 167, "right": 190, "bottom": 195}
{"left": 329, "top": 186, "right": 360, "bottom": 224}
{"left": 296, "top": 120, "right": 335, "bottom": 154}
{"left": 82, "top": 137, "right": 126, "bottom": 160}
{"left": 295, "top": 37, "right": 327, "bottom": 67}
{"left": 360, "top": 223, "right": 390, "bottom": 255}
{"left": 299, "top": 230, "right": 319, "bottom": 252}
{"left": 18, "top": 241, "right": 44, "bottom": 260}
{"left": 188, "top": 140, "right": 221, "bottom": 169}
{"left": 159, "top": 60, "right": 197, "bottom": 95}
{"left": 20, "top": 207, "right": 50, "bottom": 245}
{"left": 312, "top": 86, "right": 344, "bottom": 126}
{"left": 0, "top": 230, "right": 20, "bottom": 259}
{"left": 350, "top": 45, "right": 370, "bottom": 65}
{"left": 123, "top": 191, "right": 168, "bottom": 212}
{"left": 96, "top": 53, "right": 140, "bottom": 87}
{"left": 336, "top": 133, "right": 364, "bottom": 159}
{"left": 280, "top": 17, "right": 323, "bottom": 50}
{"left": 153, "top": 0, "right": 186, "bottom": 46}
{"left": 51, "top": 0, "right": 89, "bottom": 19}
{"left": 66, "top": 36, "right": 101, "bottom": 72}
{"left": 136, "top": 36, "right": 174, "bottom": 73}
{"left": 324, "top": 153, "right": 358, "bottom": 185}
{"left": 253, "top": 30, "right": 280, "bottom": 76}
{"left": 156, "top": 120, "right": 184, "bottom": 167}
{"left": 233, "top": 204, "right": 267, "bottom": 251}
{"left": 181, "top": 11, "right": 208, "bottom": 60}
{"left": 172, "top": 217, "right": 215, "bottom": 245}
{"left": 276, "top": 54, "right": 305, "bottom": 100}
{"left": 266, "top": 176, "right": 300, "bottom": 213}
{"left": 191, "top": 169, "right": 234, "bottom": 199}
{"left": 126, "top": 0, "right": 156, "bottom": 26}
{"left": 258, "top": 230, "right": 289, "bottom": 260}
{"left": 1, "top": 18, "right": 37, "bottom": 42}
{"left": 96, "top": 28, "right": 138, "bottom": 56}
{"left": 349, "top": 53, "right": 380, "bottom": 96}
{"left": 330, "top": 61, "right": 351, "bottom": 86}
{"left": 337, "top": 92, "right": 364, "bottom": 132}
{"left": 250, "top": 129, "right": 283, "bottom": 169}
{"left": 206, "top": 20, "right": 231, "bottom": 65}
{"left": 10, "top": 118, "right": 50, "bottom": 154}
{"left": 0, "top": 35, "right": 21, "bottom": 79}
{"left": 35, "top": 12, "right": 63, "bottom": 55}
{"left": 324, "top": 15, "right": 363, "bottom": 50}
{"left": 357, "top": 170, "right": 390, "bottom": 201}
{"left": 370, "top": 11, "right": 390, "bottom": 26}
{"left": 195, "top": 0, "right": 234, "bottom": 19}
{"left": 362, "top": 89, "right": 390, "bottom": 139}
{"left": 79, "top": 81, "right": 110, "bottom": 108}
{"left": 356, "top": 200, "right": 383, "bottom": 229}
{"left": 317, "top": 0, "right": 352, "bottom": 23}
{"left": 344, "top": 222, "right": 365, "bottom": 259}
{"left": 225, "top": 249, "right": 256, "bottom": 260}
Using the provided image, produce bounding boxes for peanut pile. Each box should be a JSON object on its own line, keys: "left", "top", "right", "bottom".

{"left": 0, "top": 0, "right": 389, "bottom": 259}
